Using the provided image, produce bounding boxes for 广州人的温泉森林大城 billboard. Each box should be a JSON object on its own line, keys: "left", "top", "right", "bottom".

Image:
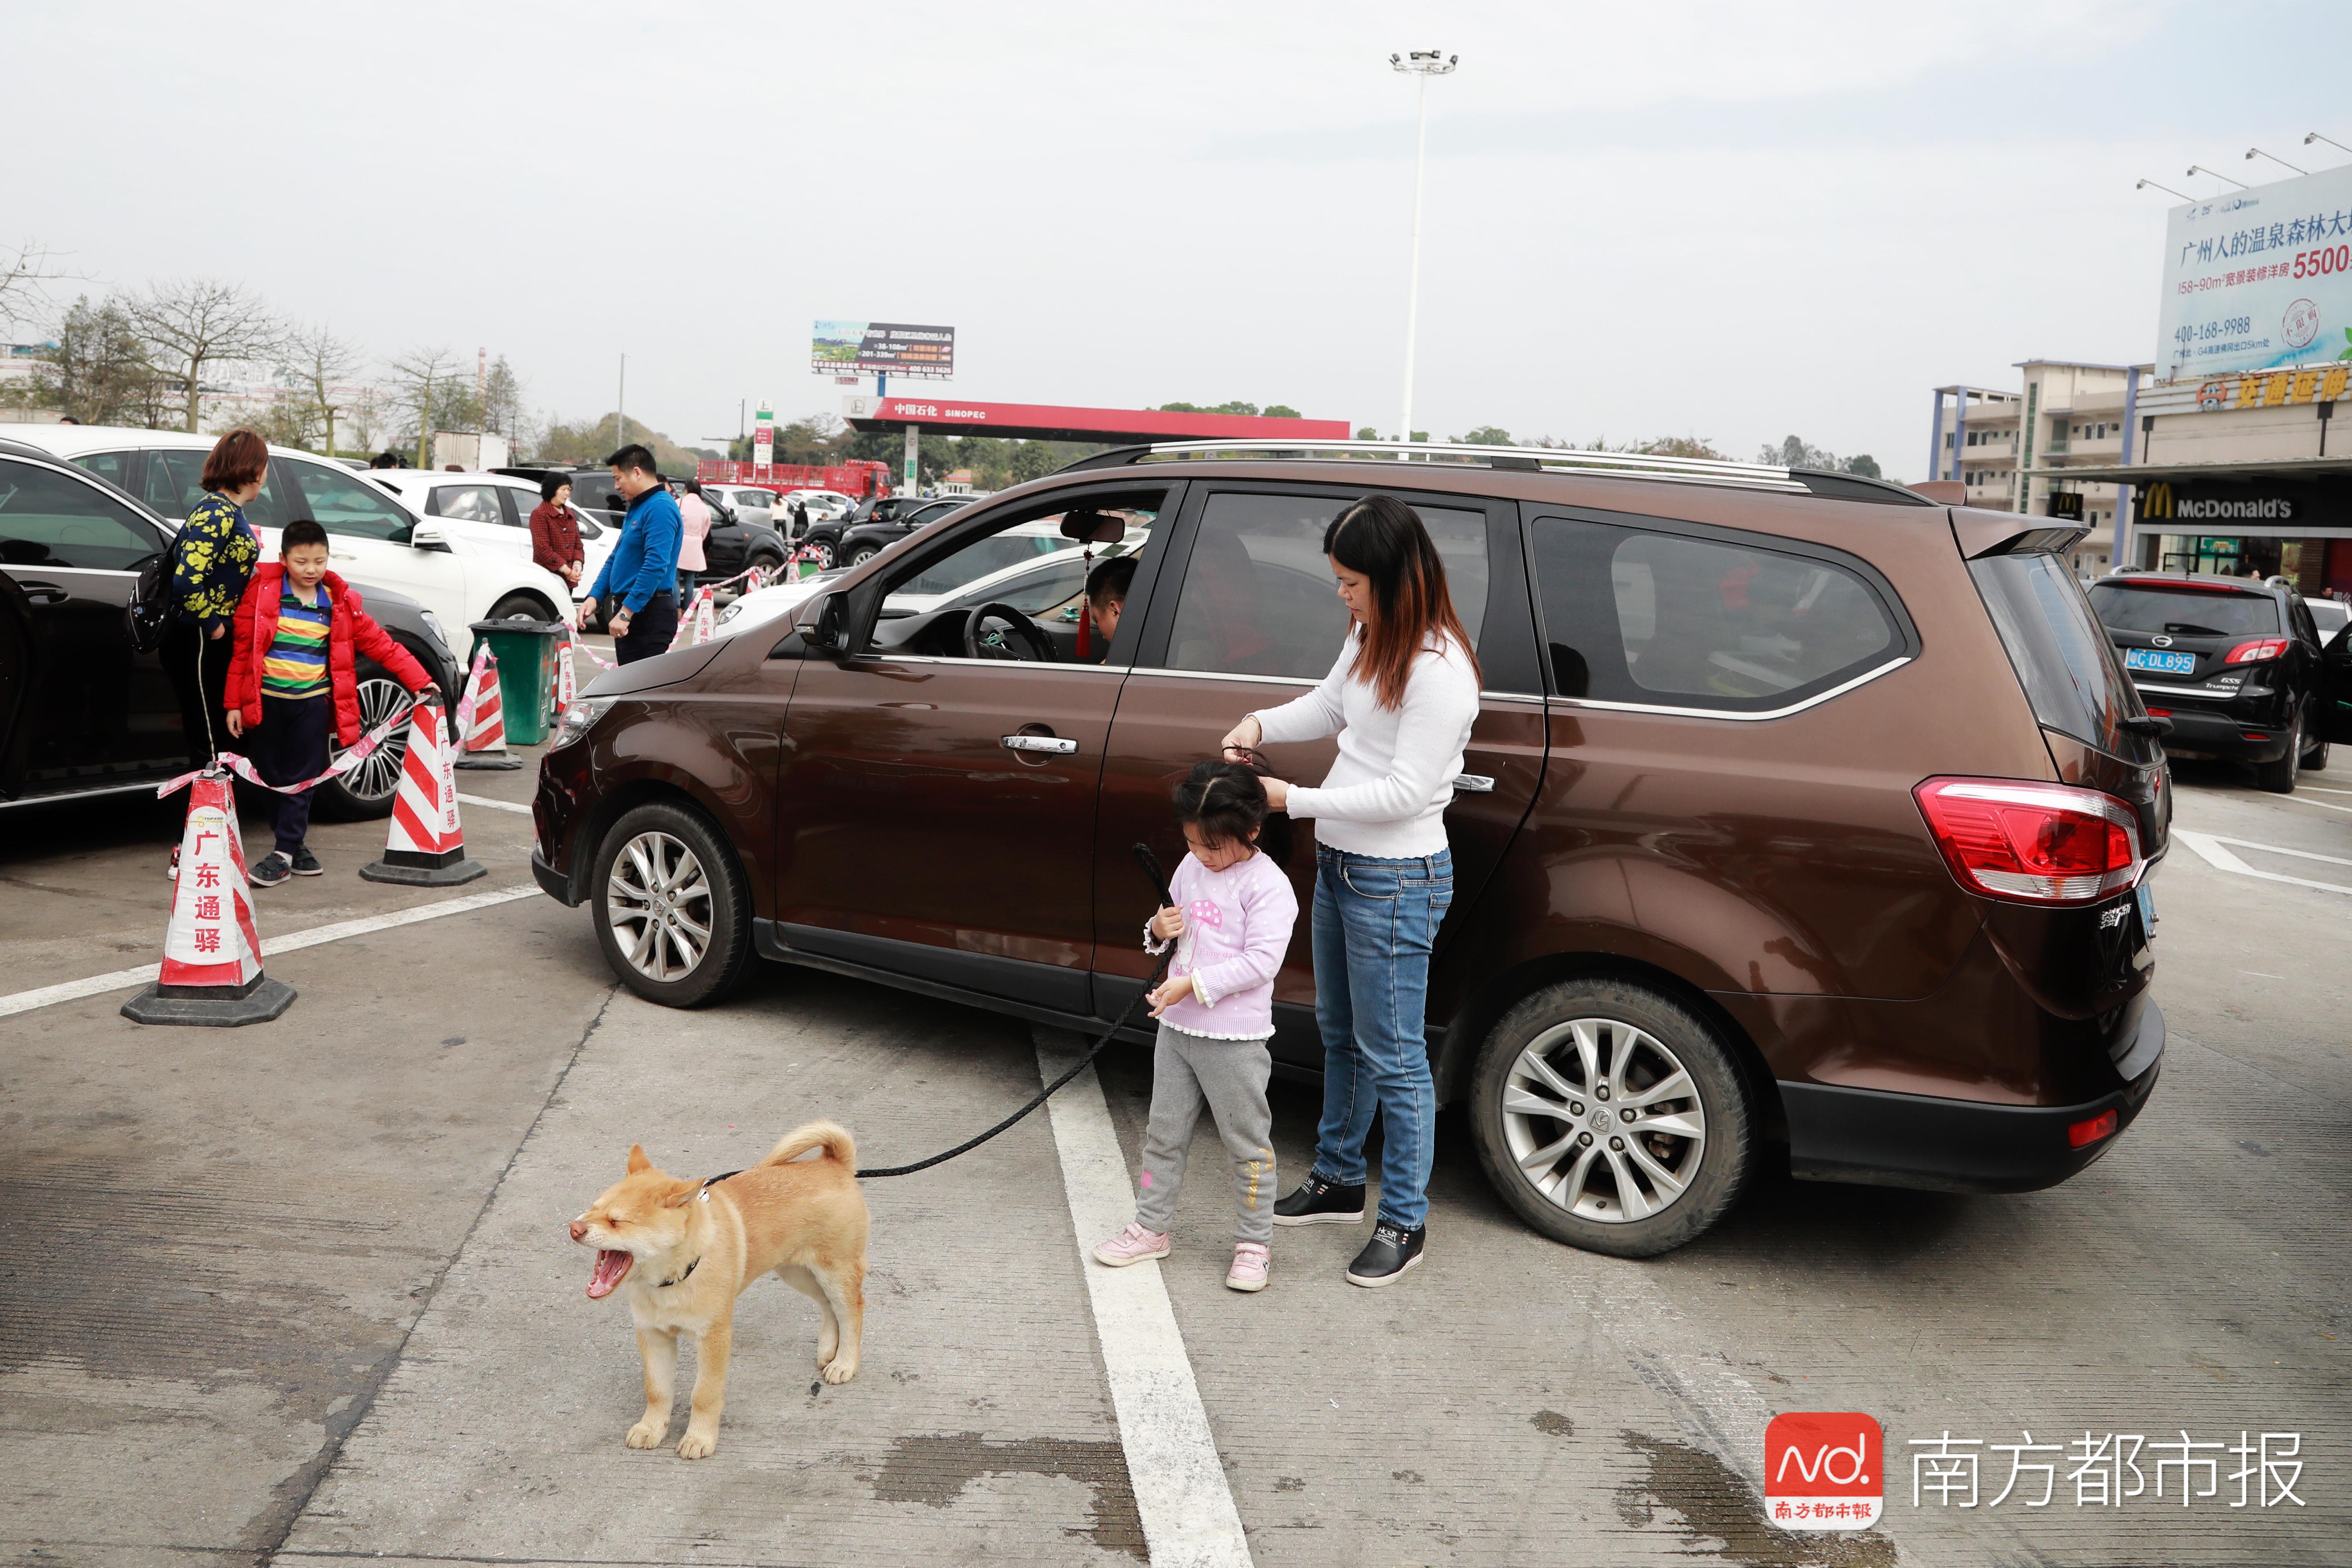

{"left": 2158, "top": 164, "right": 2352, "bottom": 380}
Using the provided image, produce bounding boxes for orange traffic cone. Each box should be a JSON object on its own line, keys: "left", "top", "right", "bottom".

{"left": 455, "top": 647, "right": 520, "bottom": 770}
{"left": 360, "top": 702, "right": 486, "bottom": 886}
{"left": 121, "top": 770, "right": 297, "bottom": 1026}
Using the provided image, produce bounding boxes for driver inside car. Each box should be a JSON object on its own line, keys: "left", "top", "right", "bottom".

{"left": 1081, "top": 554, "right": 1137, "bottom": 664}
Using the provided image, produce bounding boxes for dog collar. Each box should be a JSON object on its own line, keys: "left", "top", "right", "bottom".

{"left": 656, "top": 1255, "right": 700, "bottom": 1288}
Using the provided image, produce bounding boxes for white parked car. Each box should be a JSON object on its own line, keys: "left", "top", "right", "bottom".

{"left": 704, "top": 485, "right": 778, "bottom": 529}
{"left": 7, "top": 427, "right": 577, "bottom": 639}
{"left": 712, "top": 521, "right": 1137, "bottom": 640}
{"left": 785, "top": 488, "right": 855, "bottom": 523}
{"left": 361, "top": 469, "right": 613, "bottom": 618}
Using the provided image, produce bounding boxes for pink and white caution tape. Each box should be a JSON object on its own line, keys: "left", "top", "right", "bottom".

{"left": 154, "top": 696, "right": 423, "bottom": 799}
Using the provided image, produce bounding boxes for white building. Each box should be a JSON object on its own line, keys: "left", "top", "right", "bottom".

{"left": 1927, "top": 361, "right": 2140, "bottom": 576}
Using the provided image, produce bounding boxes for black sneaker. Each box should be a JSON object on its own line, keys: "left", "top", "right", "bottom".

{"left": 1273, "top": 1174, "right": 1367, "bottom": 1227}
{"left": 247, "top": 852, "right": 292, "bottom": 888}
{"left": 290, "top": 845, "right": 323, "bottom": 876}
{"left": 1344, "top": 1222, "right": 1425, "bottom": 1287}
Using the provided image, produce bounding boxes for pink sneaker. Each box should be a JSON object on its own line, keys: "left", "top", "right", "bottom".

{"left": 1093, "top": 1222, "right": 1171, "bottom": 1267}
{"left": 1226, "top": 1241, "right": 1270, "bottom": 1292}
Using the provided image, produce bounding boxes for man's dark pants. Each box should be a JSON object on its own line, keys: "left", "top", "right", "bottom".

{"left": 613, "top": 591, "right": 679, "bottom": 665}
{"left": 249, "top": 695, "right": 332, "bottom": 857}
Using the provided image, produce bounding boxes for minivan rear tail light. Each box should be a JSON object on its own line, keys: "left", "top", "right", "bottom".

{"left": 1913, "top": 777, "right": 2144, "bottom": 905}
{"left": 2068, "top": 1109, "right": 2119, "bottom": 1148}
{"left": 2225, "top": 638, "right": 2291, "bottom": 664}
{"left": 2144, "top": 707, "right": 2172, "bottom": 717}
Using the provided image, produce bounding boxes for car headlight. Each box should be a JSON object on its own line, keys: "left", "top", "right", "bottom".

{"left": 718, "top": 599, "right": 744, "bottom": 624}
{"left": 554, "top": 698, "right": 613, "bottom": 747}
{"left": 418, "top": 609, "right": 450, "bottom": 651}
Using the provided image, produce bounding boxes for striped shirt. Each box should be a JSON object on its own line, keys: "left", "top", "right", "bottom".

{"left": 262, "top": 589, "right": 332, "bottom": 699}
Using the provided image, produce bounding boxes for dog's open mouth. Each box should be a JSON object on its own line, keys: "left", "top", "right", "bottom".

{"left": 586, "top": 1248, "right": 633, "bottom": 1298}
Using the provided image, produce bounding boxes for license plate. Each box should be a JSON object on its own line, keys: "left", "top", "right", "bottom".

{"left": 2135, "top": 880, "right": 2156, "bottom": 936}
{"left": 2124, "top": 648, "right": 2195, "bottom": 675}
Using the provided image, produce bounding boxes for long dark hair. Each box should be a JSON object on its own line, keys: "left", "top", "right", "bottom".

{"left": 1322, "top": 493, "right": 1479, "bottom": 709}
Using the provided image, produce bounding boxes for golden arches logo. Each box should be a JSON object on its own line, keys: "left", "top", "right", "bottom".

{"left": 2142, "top": 482, "right": 2175, "bottom": 520}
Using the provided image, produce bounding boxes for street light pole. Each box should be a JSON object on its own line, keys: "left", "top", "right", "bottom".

{"left": 1391, "top": 48, "right": 1456, "bottom": 451}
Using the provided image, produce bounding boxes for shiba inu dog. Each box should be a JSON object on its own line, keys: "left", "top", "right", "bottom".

{"left": 568, "top": 1123, "right": 868, "bottom": 1458}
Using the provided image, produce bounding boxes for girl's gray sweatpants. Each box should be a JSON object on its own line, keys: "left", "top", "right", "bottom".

{"left": 1134, "top": 1021, "right": 1277, "bottom": 1245}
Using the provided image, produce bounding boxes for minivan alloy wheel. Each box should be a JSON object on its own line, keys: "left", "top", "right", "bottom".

{"left": 1502, "top": 1017, "right": 1708, "bottom": 1222}
{"left": 1469, "top": 978, "right": 1754, "bottom": 1257}
{"left": 606, "top": 830, "right": 713, "bottom": 982}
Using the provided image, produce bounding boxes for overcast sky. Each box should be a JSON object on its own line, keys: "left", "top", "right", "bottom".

{"left": 13, "top": 0, "right": 2349, "bottom": 479}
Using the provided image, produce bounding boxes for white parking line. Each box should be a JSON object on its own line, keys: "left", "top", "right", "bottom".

{"left": 0, "top": 884, "right": 541, "bottom": 1019}
{"left": 2172, "top": 830, "right": 2352, "bottom": 898}
{"left": 1035, "top": 1031, "right": 1254, "bottom": 1568}
{"left": 2281, "top": 791, "right": 2352, "bottom": 815}
{"left": 457, "top": 793, "right": 533, "bottom": 815}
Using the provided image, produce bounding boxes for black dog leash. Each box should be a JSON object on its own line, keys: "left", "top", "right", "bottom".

{"left": 700, "top": 844, "right": 1176, "bottom": 1185}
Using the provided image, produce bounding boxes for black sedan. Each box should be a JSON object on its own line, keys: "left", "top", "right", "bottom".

{"left": 832, "top": 497, "right": 973, "bottom": 570}
{"left": 2087, "top": 571, "right": 2352, "bottom": 791}
{"left": 0, "top": 440, "right": 462, "bottom": 818}
{"left": 798, "top": 495, "right": 958, "bottom": 571}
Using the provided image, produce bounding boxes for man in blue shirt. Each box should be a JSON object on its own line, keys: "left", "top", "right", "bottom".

{"left": 580, "top": 444, "right": 684, "bottom": 663}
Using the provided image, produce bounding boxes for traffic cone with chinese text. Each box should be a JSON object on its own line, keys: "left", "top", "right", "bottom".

{"left": 692, "top": 585, "right": 716, "bottom": 644}
{"left": 121, "top": 771, "right": 296, "bottom": 1026}
{"left": 454, "top": 647, "right": 520, "bottom": 770}
{"left": 359, "top": 701, "right": 486, "bottom": 886}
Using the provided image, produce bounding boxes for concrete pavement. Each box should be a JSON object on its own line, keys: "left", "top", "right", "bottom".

{"left": 0, "top": 751, "right": 2344, "bottom": 1566}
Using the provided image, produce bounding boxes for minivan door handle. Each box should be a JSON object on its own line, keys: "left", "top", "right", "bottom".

{"left": 1002, "top": 734, "right": 1078, "bottom": 755}
{"left": 16, "top": 580, "right": 69, "bottom": 604}
{"left": 1453, "top": 773, "right": 1495, "bottom": 793}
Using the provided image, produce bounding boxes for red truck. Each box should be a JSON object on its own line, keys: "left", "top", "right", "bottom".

{"left": 694, "top": 458, "right": 892, "bottom": 498}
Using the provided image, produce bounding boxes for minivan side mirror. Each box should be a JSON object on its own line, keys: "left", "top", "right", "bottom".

{"left": 807, "top": 590, "right": 851, "bottom": 655}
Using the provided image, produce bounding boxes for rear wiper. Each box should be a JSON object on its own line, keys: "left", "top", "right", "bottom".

{"left": 2161, "top": 623, "right": 2227, "bottom": 636}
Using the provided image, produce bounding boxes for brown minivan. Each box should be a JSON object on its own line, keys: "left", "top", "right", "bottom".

{"left": 529, "top": 442, "right": 2168, "bottom": 1256}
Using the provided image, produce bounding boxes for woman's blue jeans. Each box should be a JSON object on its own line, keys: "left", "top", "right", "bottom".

{"left": 1308, "top": 845, "right": 1453, "bottom": 1229}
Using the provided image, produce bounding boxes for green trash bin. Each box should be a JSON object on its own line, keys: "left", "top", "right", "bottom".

{"left": 466, "top": 619, "right": 567, "bottom": 747}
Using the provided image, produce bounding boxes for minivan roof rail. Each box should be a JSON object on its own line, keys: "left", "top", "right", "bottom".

{"left": 1053, "top": 438, "right": 1932, "bottom": 504}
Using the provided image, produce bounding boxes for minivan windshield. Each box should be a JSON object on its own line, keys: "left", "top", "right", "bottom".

{"left": 2088, "top": 581, "right": 2282, "bottom": 637}
{"left": 1971, "top": 551, "right": 2151, "bottom": 761}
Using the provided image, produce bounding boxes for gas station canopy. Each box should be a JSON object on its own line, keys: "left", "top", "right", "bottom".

{"left": 842, "top": 395, "right": 1352, "bottom": 446}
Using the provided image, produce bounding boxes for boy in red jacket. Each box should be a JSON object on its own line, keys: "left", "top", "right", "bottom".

{"left": 225, "top": 519, "right": 438, "bottom": 887}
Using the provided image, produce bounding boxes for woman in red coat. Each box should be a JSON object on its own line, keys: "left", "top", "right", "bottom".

{"left": 224, "top": 520, "right": 437, "bottom": 884}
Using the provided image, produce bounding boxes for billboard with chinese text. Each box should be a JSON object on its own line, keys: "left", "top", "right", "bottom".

{"left": 810, "top": 321, "right": 955, "bottom": 379}
{"left": 2157, "top": 165, "right": 2352, "bottom": 380}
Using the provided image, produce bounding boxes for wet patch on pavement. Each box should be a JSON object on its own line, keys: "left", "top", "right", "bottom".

{"left": 866, "top": 1432, "right": 1145, "bottom": 1559}
{"left": 1614, "top": 1429, "right": 1896, "bottom": 1568}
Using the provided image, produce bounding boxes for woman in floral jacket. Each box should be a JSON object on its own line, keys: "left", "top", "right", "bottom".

{"left": 164, "top": 429, "right": 270, "bottom": 780}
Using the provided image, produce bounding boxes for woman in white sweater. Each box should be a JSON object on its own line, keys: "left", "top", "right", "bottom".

{"left": 1218, "top": 493, "right": 1480, "bottom": 1286}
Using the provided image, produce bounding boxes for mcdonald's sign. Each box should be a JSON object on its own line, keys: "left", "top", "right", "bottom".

{"left": 2133, "top": 475, "right": 2334, "bottom": 529}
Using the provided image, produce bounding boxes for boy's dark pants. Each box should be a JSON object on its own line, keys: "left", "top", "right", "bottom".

{"left": 250, "top": 696, "right": 331, "bottom": 856}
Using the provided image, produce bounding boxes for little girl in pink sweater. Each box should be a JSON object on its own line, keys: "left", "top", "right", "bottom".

{"left": 1094, "top": 762, "right": 1298, "bottom": 1291}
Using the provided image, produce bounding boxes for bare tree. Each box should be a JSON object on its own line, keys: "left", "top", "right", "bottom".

{"left": 0, "top": 238, "right": 81, "bottom": 328}
{"left": 123, "top": 278, "right": 282, "bottom": 432}
{"left": 21, "top": 295, "right": 160, "bottom": 423}
{"left": 346, "top": 385, "right": 386, "bottom": 456}
{"left": 385, "top": 345, "right": 458, "bottom": 468}
{"left": 280, "top": 323, "right": 365, "bottom": 456}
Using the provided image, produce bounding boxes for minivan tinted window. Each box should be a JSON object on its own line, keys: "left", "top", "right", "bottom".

{"left": 1973, "top": 552, "right": 2145, "bottom": 758}
{"left": 1166, "top": 491, "right": 1488, "bottom": 681}
{"left": 1529, "top": 517, "right": 1899, "bottom": 711}
{"left": 2088, "top": 582, "right": 2282, "bottom": 637}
